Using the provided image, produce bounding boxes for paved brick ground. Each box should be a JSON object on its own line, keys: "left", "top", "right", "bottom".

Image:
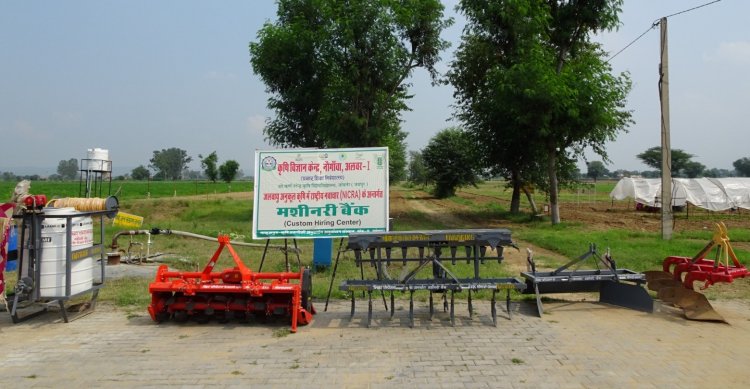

{"left": 1, "top": 296, "right": 749, "bottom": 388}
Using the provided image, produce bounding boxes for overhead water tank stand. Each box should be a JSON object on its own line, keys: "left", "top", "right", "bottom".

{"left": 8, "top": 200, "right": 118, "bottom": 323}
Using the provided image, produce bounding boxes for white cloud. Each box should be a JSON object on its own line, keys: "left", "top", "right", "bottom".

{"left": 703, "top": 41, "right": 750, "bottom": 64}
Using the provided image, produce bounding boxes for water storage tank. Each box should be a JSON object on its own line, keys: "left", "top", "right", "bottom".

{"left": 86, "top": 148, "right": 111, "bottom": 172}
{"left": 37, "top": 207, "right": 95, "bottom": 297}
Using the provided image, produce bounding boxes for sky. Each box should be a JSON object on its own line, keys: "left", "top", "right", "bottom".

{"left": 1, "top": 0, "right": 747, "bottom": 176}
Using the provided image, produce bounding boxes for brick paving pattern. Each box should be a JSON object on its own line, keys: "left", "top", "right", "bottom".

{"left": 1, "top": 297, "right": 749, "bottom": 388}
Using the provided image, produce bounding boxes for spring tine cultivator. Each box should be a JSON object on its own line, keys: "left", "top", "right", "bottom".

{"left": 148, "top": 235, "right": 314, "bottom": 332}
{"left": 338, "top": 229, "right": 525, "bottom": 328}
{"left": 645, "top": 223, "right": 748, "bottom": 322}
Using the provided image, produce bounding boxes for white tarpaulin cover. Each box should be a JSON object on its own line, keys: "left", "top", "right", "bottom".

{"left": 609, "top": 177, "right": 750, "bottom": 211}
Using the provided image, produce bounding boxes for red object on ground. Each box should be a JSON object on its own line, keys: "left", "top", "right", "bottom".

{"left": 662, "top": 223, "right": 749, "bottom": 290}
{"left": 148, "top": 235, "right": 314, "bottom": 332}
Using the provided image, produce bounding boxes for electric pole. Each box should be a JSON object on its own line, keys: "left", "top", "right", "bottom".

{"left": 659, "top": 17, "right": 672, "bottom": 240}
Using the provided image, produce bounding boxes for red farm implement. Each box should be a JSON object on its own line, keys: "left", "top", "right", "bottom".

{"left": 148, "top": 235, "right": 314, "bottom": 332}
{"left": 646, "top": 222, "right": 748, "bottom": 322}
{"left": 663, "top": 222, "right": 748, "bottom": 290}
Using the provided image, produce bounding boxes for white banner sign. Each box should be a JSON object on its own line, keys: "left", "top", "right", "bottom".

{"left": 253, "top": 147, "right": 389, "bottom": 239}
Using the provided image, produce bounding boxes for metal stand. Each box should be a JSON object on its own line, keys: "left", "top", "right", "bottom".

{"left": 8, "top": 208, "right": 113, "bottom": 323}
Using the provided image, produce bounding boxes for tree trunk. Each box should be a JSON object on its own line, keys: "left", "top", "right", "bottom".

{"left": 510, "top": 170, "right": 521, "bottom": 213}
{"left": 547, "top": 145, "right": 561, "bottom": 224}
{"left": 523, "top": 187, "right": 538, "bottom": 215}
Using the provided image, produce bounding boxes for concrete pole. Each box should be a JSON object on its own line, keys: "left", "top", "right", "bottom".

{"left": 660, "top": 17, "right": 673, "bottom": 240}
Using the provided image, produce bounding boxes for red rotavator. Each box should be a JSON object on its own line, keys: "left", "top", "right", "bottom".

{"left": 148, "top": 235, "right": 314, "bottom": 333}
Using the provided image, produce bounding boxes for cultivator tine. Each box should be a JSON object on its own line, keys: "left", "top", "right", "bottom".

{"left": 468, "top": 290, "right": 473, "bottom": 319}
{"left": 385, "top": 247, "right": 392, "bottom": 265}
{"left": 450, "top": 246, "right": 457, "bottom": 265}
{"left": 418, "top": 247, "right": 424, "bottom": 259}
{"left": 350, "top": 292, "right": 356, "bottom": 319}
{"left": 367, "top": 291, "right": 373, "bottom": 328}
{"left": 450, "top": 291, "right": 455, "bottom": 326}
{"left": 465, "top": 246, "right": 472, "bottom": 261}
{"left": 390, "top": 292, "right": 395, "bottom": 318}
{"left": 491, "top": 290, "right": 497, "bottom": 326}
{"left": 409, "top": 290, "right": 415, "bottom": 328}
{"left": 443, "top": 293, "right": 448, "bottom": 312}
{"left": 429, "top": 292, "right": 434, "bottom": 321}
{"left": 368, "top": 248, "right": 376, "bottom": 266}
{"left": 354, "top": 250, "right": 362, "bottom": 267}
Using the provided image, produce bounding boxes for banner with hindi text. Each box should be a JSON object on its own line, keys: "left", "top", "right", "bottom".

{"left": 252, "top": 148, "right": 389, "bottom": 239}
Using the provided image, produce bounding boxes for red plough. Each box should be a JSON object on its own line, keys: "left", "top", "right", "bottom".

{"left": 662, "top": 222, "right": 749, "bottom": 290}
{"left": 148, "top": 235, "right": 314, "bottom": 332}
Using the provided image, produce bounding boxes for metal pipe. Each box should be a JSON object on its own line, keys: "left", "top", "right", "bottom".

{"left": 110, "top": 228, "right": 300, "bottom": 254}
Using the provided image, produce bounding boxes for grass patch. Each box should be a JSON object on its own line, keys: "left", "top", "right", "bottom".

{"left": 272, "top": 328, "right": 290, "bottom": 338}
{"left": 97, "top": 277, "right": 152, "bottom": 307}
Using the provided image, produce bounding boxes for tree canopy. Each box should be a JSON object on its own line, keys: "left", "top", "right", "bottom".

{"left": 199, "top": 151, "right": 219, "bottom": 183}
{"left": 637, "top": 146, "right": 705, "bottom": 178}
{"left": 586, "top": 161, "right": 609, "bottom": 182}
{"left": 57, "top": 158, "right": 78, "bottom": 180}
{"left": 131, "top": 165, "right": 151, "bottom": 180}
{"left": 422, "top": 127, "right": 481, "bottom": 198}
{"left": 733, "top": 157, "right": 750, "bottom": 177}
{"left": 250, "top": 0, "right": 452, "bottom": 182}
{"left": 219, "top": 160, "right": 240, "bottom": 184}
{"left": 149, "top": 148, "right": 192, "bottom": 180}
{"left": 449, "top": 0, "right": 631, "bottom": 222}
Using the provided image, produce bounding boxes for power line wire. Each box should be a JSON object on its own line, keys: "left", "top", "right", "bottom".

{"left": 606, "top": 0, "right": 722, "bottom": 63}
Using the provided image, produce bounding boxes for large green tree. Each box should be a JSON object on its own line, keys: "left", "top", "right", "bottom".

{"left": 219, "top": 160, "right": 240, "bottom": 184}
{"left": 149, "top": 148, "right": 192, "bottom": 180}
{"left": 57, "top": 158, "right": 78, "bottom": 180}
{"left": 131, "top": 165, "right": 151, "bottom": 180}
{"left": 586, "top": 161, "right": 609, "bottom": 182}
{"left": 407, "top": 150, "right": 428, "bottom": 186}
{"left": 450, "top": 0, "right": 631, "bottom": 223}
{"left": 199, "top": 151, "right": 219, "bottom": 183}
{"left": 250, "top": 0, "right": 451, "bottom": 182}
{"left": 733, "top": 157, "right": 750, "bottom": 177}
{"left": 422, "top": 127, "right": 481, "bottom": 198}
{"left": 637, "top": 146, "right": 705, "bottom": 177}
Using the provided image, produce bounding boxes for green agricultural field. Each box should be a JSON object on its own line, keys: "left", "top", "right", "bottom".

{"left": 0, "top": 179, "right": 253, "bottom": 202}
{"left": 3, "top": 180, "right": 750, "bottom": 310}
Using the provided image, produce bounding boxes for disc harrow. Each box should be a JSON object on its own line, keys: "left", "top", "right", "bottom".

{"left": 148, "top": 235, "right": 314, "bottom": 332}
